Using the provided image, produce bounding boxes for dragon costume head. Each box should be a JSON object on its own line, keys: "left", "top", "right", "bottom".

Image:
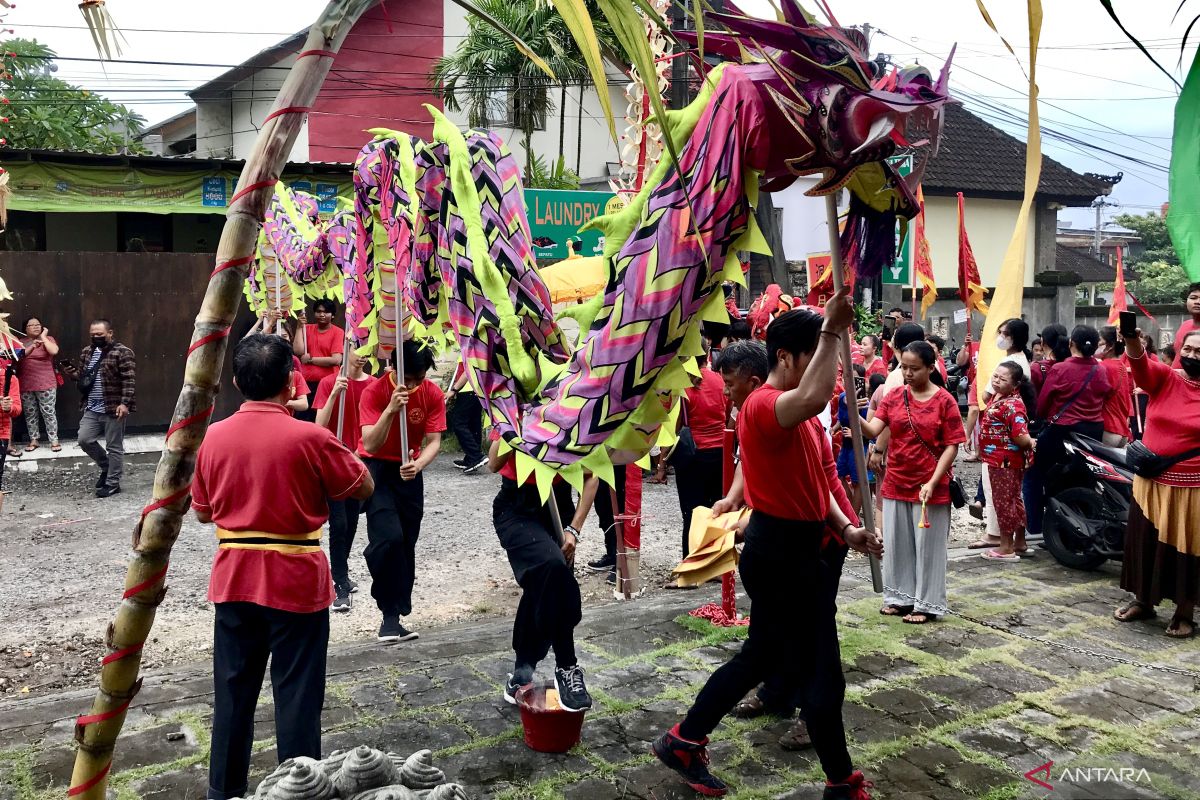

{"left": 678, "top": 0, "right": 954, "bottom": 278}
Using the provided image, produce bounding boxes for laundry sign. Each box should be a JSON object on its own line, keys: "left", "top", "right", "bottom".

{"left": 526, "top": 189, "right": 625, "bottom": 261}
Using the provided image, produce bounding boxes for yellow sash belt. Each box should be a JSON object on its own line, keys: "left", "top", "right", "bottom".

{"left": 216, "top": 528, "right": 322, "bottom": 555}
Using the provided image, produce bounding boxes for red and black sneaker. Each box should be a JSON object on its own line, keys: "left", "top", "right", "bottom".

{"left": 652, "top": 724, "right": 728, "bottom": 797}
{"left": 824, "top": 770, "right": 874, "bottom": 800}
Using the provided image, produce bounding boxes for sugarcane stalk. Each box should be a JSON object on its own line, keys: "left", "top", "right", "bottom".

{"left": 67, "top": 3, "right": 378, "bottom": 797}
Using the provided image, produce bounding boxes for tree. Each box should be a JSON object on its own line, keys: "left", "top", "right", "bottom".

{"left": 430, "top": 0, "right": 617, "bottom": 179}
{"left": 1, "top": 38, "right": 147, "bottom": 154}
{"left": 1113, "top": 212, "right": 1188, "bottom": 304}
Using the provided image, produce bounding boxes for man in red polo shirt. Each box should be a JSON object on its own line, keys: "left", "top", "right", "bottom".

{"left": 359, "top": 339, "right": 446, "bottom": 643}
{"left": 192, "top": 334, "right": 373, "bottom": 800}
{"left": 313, "top": 349, "right": 373, "bottom": 611}
{"left": 295, "top": 299, "right": 346, "bottom": 420}
{"left": 654, "top": 289, "right": 880, "bottom": 800}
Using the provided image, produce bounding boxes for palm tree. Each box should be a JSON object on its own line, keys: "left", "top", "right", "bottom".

{"left": 431, "top": 0, "right": 618, "bottom": 180}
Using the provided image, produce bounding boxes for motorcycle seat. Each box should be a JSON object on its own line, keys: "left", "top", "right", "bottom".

{"left": 1073, "top": 436, "right": 1129, "bottom": 467}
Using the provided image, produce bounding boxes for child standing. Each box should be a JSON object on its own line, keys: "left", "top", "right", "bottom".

{"left": 979, "top": 362, "right": 1035, "bottom": 561}
{"left": 835, "top": 365, "right": 874, "bottom": 517}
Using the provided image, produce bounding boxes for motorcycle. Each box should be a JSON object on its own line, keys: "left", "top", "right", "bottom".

{"left": 1042, "top": 433, "right": 1133, "bottom": 570}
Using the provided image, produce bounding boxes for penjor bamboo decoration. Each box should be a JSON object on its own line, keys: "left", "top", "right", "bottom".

{"left": 67, "top": 3, "right": 379, "bottom": 796}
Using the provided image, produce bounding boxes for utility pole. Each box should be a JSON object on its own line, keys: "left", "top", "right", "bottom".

{"left": 1092, "top": 197, "right": 1119, "bottom": 259}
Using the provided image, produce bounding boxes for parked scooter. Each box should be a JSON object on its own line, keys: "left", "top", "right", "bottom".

{"left": 1042, "top": 433, "right": 1133, "bottom": 570}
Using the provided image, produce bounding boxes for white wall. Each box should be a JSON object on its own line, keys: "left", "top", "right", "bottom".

{"left": 923, "top": 195, "right": 1035, "bottom": 288}
{"left": 193, "top": 53, "right": 309, "bottom": 162}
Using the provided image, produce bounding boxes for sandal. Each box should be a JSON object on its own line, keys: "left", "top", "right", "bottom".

{"left": 1166, "top": 617, "right": 1195, "bottom": 639}
{"left": 731, "top": 693, "right": 768, "bottom": 719}
{"left": 967, "top": 537, "right": 1002, "bottom": 549}
{"left": 1114, "top": 600, "right": 1157, "bottom": 623}
{"left": 880, "top": 604, "right": 914, "bottom": 616}
{"left": 778, "top": 719, "right": 813, "bottom": 751}
{"left": 50, "top": 442, "right": 61, "bottom": 452}
{"left": 6, "top": 446, "right": 20, "bottom": 458}
{"left": 982, "top": 549, "right": 1020, "bottom": 562}
{"left": 24, "top": 440, "right": 39, "bottom": 452}
{"left": 902, "top": 612, "right": 938, "bottom": 625}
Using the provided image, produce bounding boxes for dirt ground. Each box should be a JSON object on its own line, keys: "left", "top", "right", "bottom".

{"left": 0, "top": 448, "right": 986, "bottom": 700}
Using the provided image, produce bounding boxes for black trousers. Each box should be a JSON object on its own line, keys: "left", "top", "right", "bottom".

{"left": 679, "top": 512, "right": 852, "bottom": 783}
{"left": 328, "top": 497, "right": 363, "bottom": 593}
{"left": 1026, "top": 420, "right": 1104, "bottom": 535}
{"left": 208, "top": 602, "right": 329, "bottom": 800}
{"left": 494, "top": 479, "right": 581, "bottom": 670}
{"left": 674, "top": 447, "right": 725, "bottom": 558}
{"left": 449, "top": 391, "right": 484, "bottom": 463}
{"left": 594, "top": 473, "right": 626, "bottom": 560}
{"left": 362, "top": 459, "right": 424, "bottom": 616}
{"left": 295, "top": 380, "right": 320, "bottom": 423}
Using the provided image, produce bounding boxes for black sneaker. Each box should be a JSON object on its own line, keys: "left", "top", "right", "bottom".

{"left": 553, "top": 665, "right": 592, "bottom": 712}
{"left": 462, "top": 456, "right": 489, "bottom": 475}
{"left": 95, "top": 469, "right": 108, "bottom": 489}
{"left": 348, "top": 578, "right": 359, "bottom": 594}
{"left": 453, "top": 458, "right": 469, "bottom": 470}
{"left": 332, "top": 588, "right": 352, "bottom": 613}
{"left": 503, "top": 669, "right": 533, "bottom": 705}
{"left": 378, "top": 616, "right": 419, "bottom": 643}
{"left": 606, "top": 569, "right": 616, "bottom": 585}
{"left": 652, "top": 725, "right": 728, "bottom": 797}
{"left": 96, "top": 485, "right": 121, "bottom": 498}
{"left": 587, "top": 554, "right": 616, "bottom": 573}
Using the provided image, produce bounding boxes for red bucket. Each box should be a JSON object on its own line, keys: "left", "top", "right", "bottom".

{"left": 515, "top": 682, "right": 585, "bottom": 753}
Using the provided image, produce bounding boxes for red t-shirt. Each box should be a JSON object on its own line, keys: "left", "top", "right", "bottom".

{"left": 291, "top": 356, "right": 309, "bottom": 399}
{"left": 862, "top": 357, "right": 888, "bottom": 381}
{"left": 685, "top": 368, "right": 730, "bottom": 450}
{"left": 313, "top": 373, "right": 372, "bottom": 451}
{"left": 978, "top": 394, "right": 1030, "bottom": 469}
{"left": 0, "top": 372, "right": 21, "bottom": 440}
{"left": 737, "top": 385, "right": 830, "bottom": 522}
{"left": 191, "top": 401, "right": 368, "bottom": 613}
{"left": 300, "top": 323, "right": 346, "bottom": 384}
{"left": 1036, "top": 357, "right": 1112, "bottom": 427}
{"left": 1128, "top": 352, "right": 1200, "bottom": 485}
{"left": 357, "top": 373, "right": 447, "bottom": 462}
{"left": 936, "top": 355, "right": 948, "bottom": 383}
{"left": 1099, "top": 357, "right": 1132, "bottom": 439}
{"left": 874, "top": 387, "right": 966, "bottom": 504}
{"left": 1174, "top": 319, "right": 1199, "bottom": 368}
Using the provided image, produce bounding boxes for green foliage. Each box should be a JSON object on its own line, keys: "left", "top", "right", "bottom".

{"left": 1, "top": 38, "right": 147, "bottom": 154}
{"left": 525, "top": 151, "right": 580, "bottom": 189}
{"left": 1130, "top": 259, "right": 1192, "bottom": 304}
{"left": 1111, "top": 212, "right": 1192, "bottom": 303}
{"left": 854, "top": 302, "right": 882, "bottom": 336}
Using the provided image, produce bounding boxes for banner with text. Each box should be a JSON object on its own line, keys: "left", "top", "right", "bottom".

{"left": 526, "top": 188, "right": 625, "bottom": 261}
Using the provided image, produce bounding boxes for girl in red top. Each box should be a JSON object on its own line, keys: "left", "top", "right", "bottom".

{"left": 863, "top": 341, "right": 966, "bottom": 623}
{"left": 671, "top": 358, "right": 730, "bottom": 558}
{"left": 1097, "top": 326, "right": 1133, "bottom": 447}
{"left": 978, "top": 363, "right": 1035, "bottom": 561}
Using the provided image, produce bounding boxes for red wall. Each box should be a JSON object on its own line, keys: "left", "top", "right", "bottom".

{"left": 307, "top": 0, "right": 443, "bottom": 162}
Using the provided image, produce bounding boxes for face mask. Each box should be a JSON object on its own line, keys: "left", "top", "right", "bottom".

{"left": 1181, "top": 356, "right": 1200, "bottom": 379}
{"left": 996, "top": 336, "right": 1013, "bottom": 351}
{"left": 91, "top": 335, "right": 107, "bottom": 348}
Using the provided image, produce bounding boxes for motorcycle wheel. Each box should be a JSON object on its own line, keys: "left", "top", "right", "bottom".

{"left": 1044, "top": 487, "right": 1110, "bottom": 571}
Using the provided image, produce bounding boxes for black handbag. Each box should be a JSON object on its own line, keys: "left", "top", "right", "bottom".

{"left": 1125, "top": 440, "right": 1200, "bottom": 479}
{"left": 77, "top": 350, "right": 102, "bottom": 395}
{"left": 668, "top": 402, "right": 699, "bottom": 466}
{"left": 903, "top": 388, "right": 966, "bottom": 509}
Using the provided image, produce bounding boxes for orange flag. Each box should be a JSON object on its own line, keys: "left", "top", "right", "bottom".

{"left": 957, "top": 192, "right": 990, "bottom": 315}
{"left": 1107, "top": 247, "right": 1129, "bottom": 325}
{"left": 915, "top": 186, "right": 937, "bottom": 319}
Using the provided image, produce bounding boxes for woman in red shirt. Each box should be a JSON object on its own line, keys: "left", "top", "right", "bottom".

{"left": 1114, "top": 329, "right": 1200, "bottom": 638}
{"left": 672, "top": 358, "right": 730, "bottom": 558}
{"left": 859, "top": 335, "right": 888, "bottom": 381}
{"left": 862, "top": 341, "right": 966, "bottom": 624}
{"left": 1097, "top": 326, "right": 1132, "bottom": 447}
{"left": 15, "top": 317, "right": 60, "bottom": 452}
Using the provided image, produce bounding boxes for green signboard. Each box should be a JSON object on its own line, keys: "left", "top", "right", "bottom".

{"left": 0, "top": 160, "right": 353, "bottom": 215}
{"left": 882, "top": 155, "right": 914, "bottom": 285}
{"left": 526, "top": 188, "right": 625, "bottom": 261}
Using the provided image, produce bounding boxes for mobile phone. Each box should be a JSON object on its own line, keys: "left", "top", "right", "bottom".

{"left": 855, "top": 376, "right": 867, "bottom": 399}
{"left": 882, "top": 317, "right": 895, "bottom": 339}
{"left": 1119, "top": 311, "right": 1137, "bottom": 338}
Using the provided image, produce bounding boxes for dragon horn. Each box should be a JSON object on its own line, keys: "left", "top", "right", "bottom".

{"left": 935, "top": 43, "right": 956, "bottom": 95}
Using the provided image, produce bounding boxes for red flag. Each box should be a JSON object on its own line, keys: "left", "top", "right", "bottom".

{"left": 1107, "top": 247, "right": 1129, "bottom": 325}
{"left": 914, "top": 186, "right": 937, "bottom": 319}
{"left": 957, "top": 193, "right": 990, "bottom": 314}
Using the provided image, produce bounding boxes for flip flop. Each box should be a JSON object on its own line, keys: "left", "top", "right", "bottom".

{"left": 6, "top": 447, "right": 20, "bottom": 458}
{"left": 1166, "top": 617, "right": 1195, "bottom": 639}
{"left": 902, "top": 612, "right": 938, "bottom": 625}
{"left": 967, "top": 538, "right": 1002, "bottom": 549}
{"left": 1113, "top": 600, "right": 1157, "bottom": 623}
{"left": 982, "top": 550, "right": 1020, "bottom": 561}
{"left": 24, "top": 442, "right": 39, "bottom": 452}
{"left": 880, "top": 604, "right": 913, "bottom": 616}
{"left": 50, "top": 442, "right": 62, "bottom": 452}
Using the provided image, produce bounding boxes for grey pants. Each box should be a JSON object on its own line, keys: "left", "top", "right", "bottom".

{"left": 78, "top": 410, "right": 126, "bottom": 488}
{"left": 21, "top": 389, "right": 58, "bottom": 443}
{"left": 882, "top": 498, "right": 950, "bottom": 615}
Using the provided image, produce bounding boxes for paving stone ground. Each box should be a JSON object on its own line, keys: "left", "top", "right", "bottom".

{"left": 2, "top": 553, "right": 1198, "bottom": 800}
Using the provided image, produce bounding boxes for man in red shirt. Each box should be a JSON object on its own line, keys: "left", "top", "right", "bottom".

{"left": 654, "top": 289, "right": 881, "bottom": 800}
{"left": 313, "top": 350, "right": 373, "bottom": 611}
{"left": 358, "top": 339, "right": 446, "bottom": 643}
{"left": 1172, "top": 282, "right": 1200, "bottom": 368}
{"left": 192, "top": 334, "right": 372, "bottom": 800}
{"left": 295, "top": 299, "right": 346, "bottom": 420}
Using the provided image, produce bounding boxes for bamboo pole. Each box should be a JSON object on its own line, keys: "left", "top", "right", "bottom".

{"left": 825, "top": 194, "right": 883, "bottom": 593}
{"left": 67, "top": 4, "right": 379, "bottom": 797}
{"left": 394, "top": 275, "right": 410, "bottom": 465}
{"left": 335, "top": 329, "right": 351, "bottom": 442}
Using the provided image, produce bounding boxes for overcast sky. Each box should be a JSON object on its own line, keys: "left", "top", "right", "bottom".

{"left": 6, "top": 0, "right": 1194, "bottom": 228}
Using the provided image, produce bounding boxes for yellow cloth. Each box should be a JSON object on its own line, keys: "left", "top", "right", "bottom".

{"left": 672, "top": 506, "right": 748, "bottom": 586}
{"left": 1133, "top": 478, "right": 1200, "bottom": 557}
{"left": 216, "top": 528, "right": 322, "bottom": 555}
{"left": 540, "top": 256, "right": 607, "bottom": 303}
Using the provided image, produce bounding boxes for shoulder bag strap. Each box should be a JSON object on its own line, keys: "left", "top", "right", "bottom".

{"left": 1047, "top": 364, "right": 1099, "bottom": 425}
{"left": 903, "top": 388, "right": 943, "bottom": 461}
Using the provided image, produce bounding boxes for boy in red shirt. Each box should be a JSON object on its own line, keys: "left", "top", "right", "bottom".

{"left": 1172, "top": 282, "right": 1200, "bottom": 368}
{"left": 655, "top": 290, "right": 882, "bottom": 800}
{"left": 313, "top": 350, "right": 373, "bottom": 611}
{"left": 192, "top": 335, "right": 372, "bottom": 800}
{"left": 358, "top": 340, "right": 446, "bottom": 642}
{"left": 295, "top": 299, "right": 346, "bottom": 407}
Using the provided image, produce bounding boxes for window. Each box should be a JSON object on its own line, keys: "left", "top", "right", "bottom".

{"left": 118, "top": 213, "right": 173, "bottom": 253}
{"left": 0, "top": 211, "right": 46, "bottom": 251}
{"left": 485, "top": 87, "right": 546, "bottom": 131}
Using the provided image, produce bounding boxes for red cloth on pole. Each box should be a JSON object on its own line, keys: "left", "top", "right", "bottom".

{"left": 1107, "top": 248, "right": 1129, "bottom": 325}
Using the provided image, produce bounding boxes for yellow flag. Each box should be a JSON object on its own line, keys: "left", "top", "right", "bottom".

{"left": 977, "top": 0, "right": 1042, "bottom": 405}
